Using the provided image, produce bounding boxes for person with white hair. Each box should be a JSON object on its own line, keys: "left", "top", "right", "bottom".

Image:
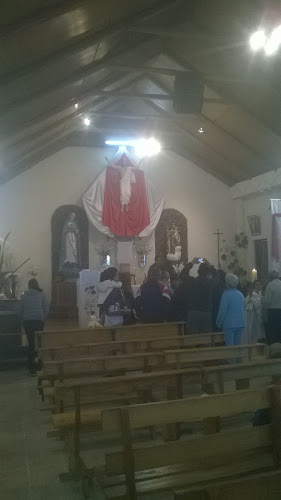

{"left": 216, "top": 273, "right": 246, "bottom": 346}
{"left": 264, "top": 270, "right": 281, "bottom": 344}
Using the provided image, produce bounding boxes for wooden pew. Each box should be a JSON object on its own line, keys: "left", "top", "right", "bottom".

{"left": 164, "top": 343, "right": 266, "bottom": 367}
{"left": 42, "top": 343, "right": 262, "bottom": 384}
{"left": 39, "top": 332, "right": 225, "bottom": 362}
{"left": 202, "top": 357, "right": 281, "bottom": 394}
{"left": 36, "top": 322, "right": 186, "bottom": 349}
{"left": 175, "top": 469, "right": 281, "bottom": 500}
{"left": 51, "top": 367, "right": 201, "bottom": 475}
{"left": 83, "top": 386, "right": 278, "bottom": 499}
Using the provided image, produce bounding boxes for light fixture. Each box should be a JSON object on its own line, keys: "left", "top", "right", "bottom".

{"left": 105, "top": 137, "right": 161, "bottom": 157}
{"left": 74, "top": 103, "right": 79, "bottom": 109}
{"left": 105, "top": 140, "right": 137, "bottom": 146}
{"left": 198, "top": 127, "right": 204, "bottom": 133}
{"left": 134, "top": 138, "right": 161, "bottom": 157}
{"left": 264, "top": 25, "right": 281, "bottom": 55}
{"left": 83, "top": 116, "right": 91, "bottom": 126}
{"left": 249, "top": 29, "right": 267, "bottom": 51}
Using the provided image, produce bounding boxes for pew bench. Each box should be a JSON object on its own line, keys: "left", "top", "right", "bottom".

{"left": 39, "top": 332, "right": 225, "bottom": 362}
{"left": 51, "top": 367, "right": 201, "bottom": 476}
{"left": 81, "top": 386, "right": 279, "bottom": 499}
{"left": 42, "top": 343, "right": 264, "bottom": 385}
{"left": 202, "top": 357, "right": 281, "bottom": 394}
{"left": 174, "top": 469, "right": 281, "bottom": 500}
{"left": 36, "top": 321, "right": 186, "bottom": 349}
{"left": 164, "top": 343, "right": 266, "bottom": 368}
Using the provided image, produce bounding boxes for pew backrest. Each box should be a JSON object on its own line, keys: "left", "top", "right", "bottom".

{"left": 101, "top": 386, "right": 277, "bottom": 498}
{"left": 39, "top": 332, "right": 224, "bottom": 362}
{"left": 164, "top": 343, "right": 266, "bottom": 366}
{"left": 37, "top": 321, "right": 186, "bottom": 349}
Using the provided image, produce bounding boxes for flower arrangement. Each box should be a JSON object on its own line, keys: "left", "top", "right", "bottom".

{"left": 29, "top": 265, "right": 39, "bottom": 277}
{"left": 220, "top": 232, "right": 248, "bottom": 279}
{"left": 134, "top": 238, "right": 152, "bottom": 258}
{"left": 172, "top": 262, "right": 185, "bottom": 275}
{"left": 134, "top": 237, "right": 152, "bottom": 268}
{"left": 96, "top": 237, "right": 115, "bottom": 267}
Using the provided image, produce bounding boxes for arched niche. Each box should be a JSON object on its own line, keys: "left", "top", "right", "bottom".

{"left": 155, "top": 208, "right": 188, "bottom": 263}
{"left": 51, "top": 205, "right": 88, "bottom": 316}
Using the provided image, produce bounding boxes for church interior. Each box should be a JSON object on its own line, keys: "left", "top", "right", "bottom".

{"left": 1, "top": 1, "right": 281, "bottom": 499}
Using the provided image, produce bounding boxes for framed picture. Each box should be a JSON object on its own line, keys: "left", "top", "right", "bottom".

{"left": 248, "top": 215, "right": 261, "bottom": 236}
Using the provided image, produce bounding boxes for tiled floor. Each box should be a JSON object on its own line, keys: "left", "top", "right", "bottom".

{"left": 0, "top": 368, "right": 82, "bottom": 500}
{"left": 0, "top": 368, "right": 172, "bottom": 500}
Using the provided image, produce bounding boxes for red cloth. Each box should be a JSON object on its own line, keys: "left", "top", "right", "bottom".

{"left": 102, "top": 166, "right": 150, "bottom": 236}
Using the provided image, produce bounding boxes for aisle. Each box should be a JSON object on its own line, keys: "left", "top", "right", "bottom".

{"left": 0, "top": 368, "right": 82, "bottom": 500}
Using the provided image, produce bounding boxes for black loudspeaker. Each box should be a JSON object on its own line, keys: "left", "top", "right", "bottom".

{"left": 173, "top": 72, "right": 204, "bottom": 114}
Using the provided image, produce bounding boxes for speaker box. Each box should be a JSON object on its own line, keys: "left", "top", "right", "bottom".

{"left": 173, "top": 72, "right": 204, "bottom": 113}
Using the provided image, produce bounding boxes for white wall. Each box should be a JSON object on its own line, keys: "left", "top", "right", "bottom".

{"left": 0, "top": 147, "right": 235, "bottom": 298}
{"left": 232, "top": 188, "right": 281, "bottom": 274}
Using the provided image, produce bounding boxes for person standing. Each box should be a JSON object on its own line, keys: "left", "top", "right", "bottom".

{"left": 216, "top": 273, "right": 245, "bottom": 346}
{"left": 21, "top": 279, "right": 49, "bottom": 374}
{"left": 188, "top": 263, "right": 214, "bottom": 333}
{"left": 136, "top": 267, "right": 171, "bottom": 323}
{"left": 264, "top": 271, "right": 281, "bottom": 344}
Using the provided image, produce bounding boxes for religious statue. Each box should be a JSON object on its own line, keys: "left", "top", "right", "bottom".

{"left": 166, "top": 224, "right": 182, "bottom": 262}
{"left": 166, "top": 224, "right": 181, "bottom": 254}
{"left": 59, "top": 212, "right": 81, "bottom": 275}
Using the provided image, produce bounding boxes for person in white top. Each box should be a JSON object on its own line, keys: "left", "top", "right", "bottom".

{"left": 264, "top": 271, "right": 281, "bottom": 344}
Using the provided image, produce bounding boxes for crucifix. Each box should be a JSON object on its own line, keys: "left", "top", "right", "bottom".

{"left": 213, "top": 228, "right": 223, "bottom": 269}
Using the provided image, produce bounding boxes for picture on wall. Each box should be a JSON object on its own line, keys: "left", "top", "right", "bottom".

{"left": 248, "top": 215, "right": 261, "bottom": 236}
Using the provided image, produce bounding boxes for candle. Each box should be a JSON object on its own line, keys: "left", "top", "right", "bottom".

{"left": 252, "top": 268, "right": 257, "bottom": 282}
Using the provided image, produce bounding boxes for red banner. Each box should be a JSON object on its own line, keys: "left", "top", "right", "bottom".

{"left": 102, "top": 166, "right": 150, "bottom": 236}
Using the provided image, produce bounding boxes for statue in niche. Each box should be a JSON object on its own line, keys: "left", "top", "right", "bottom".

{"left": 51, "top": 205, "right": 88, "bottom": 317}
{"left": 59, "top": 212, "right": 81, "bottom": 274}
{"left": 155, "top": 208, "right": 187, "bottom": 265}
{"left": 166, "top": 223, "right": 181, "bottom": 255}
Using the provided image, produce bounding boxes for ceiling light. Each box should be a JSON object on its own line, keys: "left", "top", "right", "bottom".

{"left": 105, "top": 138, "right": 161, "bottom": 157}
{"left": 134, "top": 138, "right": 161, "bottom": 157}
{"left": 105, "top": 140, "right": 137, "bottom": 146}
{"left": 83, "top": 116, "right": 91, "bottom": 126}
{"left": 264, "top": 37, "right": 279, "bottom": 55}
{"left": 264, "top": 25, "right": 281, "bottom": 55}
{"left": 198, "top": 127, "right": 204, "bottom": 133}
{"left": 75, "top": 103, "right": 79, "bottom": 109}
{"left": 249, "top": 29, "right": 267, "bottom": 51}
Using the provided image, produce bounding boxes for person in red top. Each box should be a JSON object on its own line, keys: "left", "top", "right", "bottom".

{"left": 136, "top": 266, "right": 171, "bottom": 323}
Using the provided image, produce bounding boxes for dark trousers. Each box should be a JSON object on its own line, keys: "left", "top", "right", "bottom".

{"left": 23, "top": 320, "right": 44, "bottom": 372}
{"left": 267, "top": 309, "right": 281, "bottom": 345}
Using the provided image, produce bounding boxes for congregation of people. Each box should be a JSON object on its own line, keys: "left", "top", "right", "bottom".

{"left": 19, "top": 260, "right": 281, "bottom": 374}
{"left": 96, "top": 257, "right": 281, "bottom": 348}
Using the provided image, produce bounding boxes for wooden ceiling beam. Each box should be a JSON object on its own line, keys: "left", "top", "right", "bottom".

{"left": 0, "top": 0, "right": 183, "bottom": 84}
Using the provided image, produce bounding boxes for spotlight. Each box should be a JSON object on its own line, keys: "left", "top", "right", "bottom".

{"left": 264, "top": 25, "right": 281, "bottom": 55}
{"left": 249, "top": 30, "right": 267, "bottom": 51}
{"left": 83, "top": 116, "right": 91, "bottom": 126}
{"left": 134, "top": 138, "right": 161, "bottom": 157}
{"left": 198, "top": 127, "right": 204, "bottom": 133}
{"left": 74, "top": 103, "right": 79, "bottom": 109}
{"left": 105, "top": 140, "right": 136, "bottom": 146}
{"left": 105, "top": 138, "right": 161, "bottom": 157}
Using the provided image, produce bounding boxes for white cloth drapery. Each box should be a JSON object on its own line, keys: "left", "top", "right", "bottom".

{"left": 82, "top": 169, "right": 164, "bottom": 237}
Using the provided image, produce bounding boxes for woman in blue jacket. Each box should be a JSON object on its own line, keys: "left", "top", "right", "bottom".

{"left": 216, "top": 273, "right": 245, "bottom": 346}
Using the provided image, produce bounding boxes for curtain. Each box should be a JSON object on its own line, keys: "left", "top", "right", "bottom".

{"left": 271, "top": 199, "right": 281, "bottom": 272}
